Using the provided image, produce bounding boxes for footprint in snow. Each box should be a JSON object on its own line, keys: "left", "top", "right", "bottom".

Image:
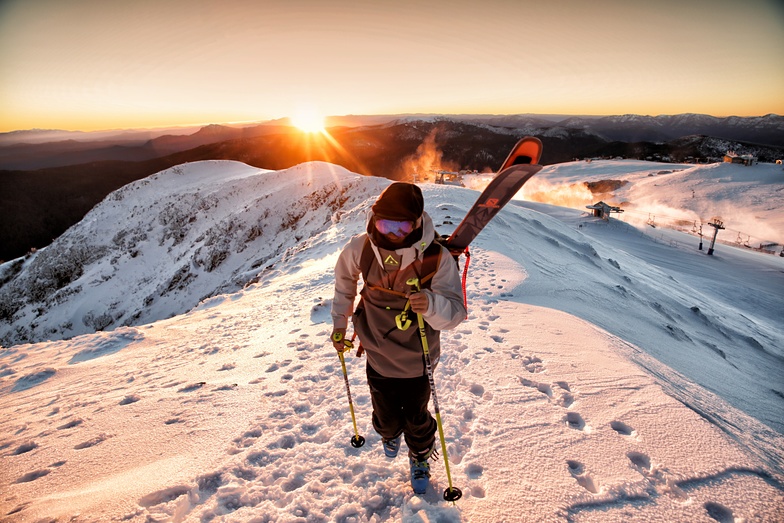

{"left": 704, "top": 502, "right": 736, "bottom": 523}
{"left": 566, "top": 412, "right": 586, "bottom": 431}
{"left": 229, "top": 427, "right": 264, "bottom": 454}
{"left": 559, "top": 392, "right": 575, "bottom": 408}
{"left": 74, "top": 433, "right": 110, "bottom": 450}
{"left": 15, "top": 469, "right": 51, "bottom": 484}
{"left": 627, "top": 451, "right": 651, "bottom": 471}
{"left": 554, "top": 382, "right": 575, "bottom": 407}
{"left": 177, "top": 382, "right": 206, "bottom": 393}
{"left": 13, "top": 442, "right": 38, "bottom": 455}
{"left": 469, "top": 383, "right": 485, "bottom": 397}
{"left": 567, "top": 460, "right": 599, "bottom": 494}
{"left": 57, "top": 419, "right": 84, "bottom": 430}
{"left": 611, "top": 420, "right": 635, "bottom": 437}
{"left": 465, "top": 463, "right": 484, "bottom": 479}
{"left": 537, "top": 382, "right": 554, "bottom": 398}
{"left": 522, "top": 355, "right": 544, "bottom": 373}
{"left": 119, "top": 394, "right": 140, "bottom": 405}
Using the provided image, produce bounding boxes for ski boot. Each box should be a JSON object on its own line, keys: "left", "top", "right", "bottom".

{"left": 383, "top": 435, "right": 401, "bottom": 458}
{"left": 409, "top": 456, "right": 431, "bottom": 494}
{"left": 409, "top": 444, "right": 436, "bottom": 494}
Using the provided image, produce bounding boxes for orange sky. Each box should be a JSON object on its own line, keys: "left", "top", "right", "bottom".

{"left": 1, "top": 0, "right": 783, "bottom": 132}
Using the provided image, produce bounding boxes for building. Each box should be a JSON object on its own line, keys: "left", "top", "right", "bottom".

{"left": 723, "top": 151, "right": 757, "bottom": 166}
{"left": 586, "top": 201, "right": 624, "bottom": 220}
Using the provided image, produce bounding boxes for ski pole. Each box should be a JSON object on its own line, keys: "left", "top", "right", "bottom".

{"left": 406, "top": 278, "right": 463, "bottom": 503}
{"left": 333, "top": 332, "right": 365, "bottom": 448}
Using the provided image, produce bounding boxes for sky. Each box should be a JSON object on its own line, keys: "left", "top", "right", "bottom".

{"left": 1, "top": 0, "right": 783, "bottom": 132}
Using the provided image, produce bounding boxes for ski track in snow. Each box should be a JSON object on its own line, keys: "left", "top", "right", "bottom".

{"left": 1, "top": 161, "right": 783, "bottom": 521}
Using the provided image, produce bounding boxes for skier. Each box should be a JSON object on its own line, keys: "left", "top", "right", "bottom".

{"left": 331, "top": 182, "right": 467, "bottom": 494}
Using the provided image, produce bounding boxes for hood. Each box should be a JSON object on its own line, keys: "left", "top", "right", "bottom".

{"left": 365, "top": 210, "right": 437, "bottom": 270}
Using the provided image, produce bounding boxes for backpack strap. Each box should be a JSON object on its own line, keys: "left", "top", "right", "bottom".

{"left": 418, "top": 242, "right": 442, "bottom": 289}
{"left": 359, "top": 236, "right": 375, "bottom": 285}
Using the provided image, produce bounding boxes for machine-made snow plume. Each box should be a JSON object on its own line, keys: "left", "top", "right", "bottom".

{"left": 401, "top": 128, "right": 460, "bottom": 182}
{"left": 520, "top": 178, "right": 596, "bottom": 209}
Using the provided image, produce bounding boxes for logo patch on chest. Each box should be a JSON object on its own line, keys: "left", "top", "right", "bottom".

{"left": 384, "top": 254, "right": 400, "bottom": 266}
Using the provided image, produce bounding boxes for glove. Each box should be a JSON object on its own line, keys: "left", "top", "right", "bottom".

{"left": 408, "top": 291, "right": 430, "bottom": 314}
{"left": 331, "top": 328, "right": 348, "bottom": 352}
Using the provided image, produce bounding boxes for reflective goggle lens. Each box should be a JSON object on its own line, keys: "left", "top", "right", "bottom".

{"left": 375, "top": 219, "right": 415, "bottom": 236}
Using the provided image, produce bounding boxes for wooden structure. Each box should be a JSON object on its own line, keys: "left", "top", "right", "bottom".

{"left": 723, "top": 152, "right": 757, "bottom": 166}
{"left": 586, "top": 201, "right": 624, "bottom": 221}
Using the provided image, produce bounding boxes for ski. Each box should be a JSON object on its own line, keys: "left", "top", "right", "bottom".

{"left": 446, "top": 136, "right": 543, "bottom": 253}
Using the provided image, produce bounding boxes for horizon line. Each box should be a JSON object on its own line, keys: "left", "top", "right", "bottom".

{"left": 1, "top": 111, "right": 782, "bottom": 135}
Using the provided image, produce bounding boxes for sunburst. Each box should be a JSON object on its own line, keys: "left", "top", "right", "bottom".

{"left": 291, "top": 108, "right": 325, "bottom": 134}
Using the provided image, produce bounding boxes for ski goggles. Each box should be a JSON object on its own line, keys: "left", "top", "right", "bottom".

{"left": 375, "top": 218, "right": 415, "bottom": 236}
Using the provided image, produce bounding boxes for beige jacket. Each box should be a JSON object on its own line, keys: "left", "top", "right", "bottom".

{"left": 331, "top": 211, "right": 466, "bottom": 378}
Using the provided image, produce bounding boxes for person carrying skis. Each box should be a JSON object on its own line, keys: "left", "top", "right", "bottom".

{"left": 331, "top": 182, "right": 467, "bottom": 494}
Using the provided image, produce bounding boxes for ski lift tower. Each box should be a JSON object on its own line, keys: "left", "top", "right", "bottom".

{"left": 707, "top": 218, "right": 725, "bottom": 255}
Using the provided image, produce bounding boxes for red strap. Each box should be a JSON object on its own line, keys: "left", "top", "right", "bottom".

{"left": 461, "top": 247, "right": 470, "bottom": 318}
{"left": 351, "top": 332, "right": 364, "bottom": 357}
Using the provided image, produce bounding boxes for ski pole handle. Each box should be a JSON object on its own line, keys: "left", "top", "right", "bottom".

{"left": 331, "top": 330, "right": 354, "bottom": 352}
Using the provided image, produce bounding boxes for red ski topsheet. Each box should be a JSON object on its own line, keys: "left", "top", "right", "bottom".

{"left": 445, "top": 136, "right": 543, "bottom": 252}
{"left": 446, "top": 163, "right": 542, "bottom": 252}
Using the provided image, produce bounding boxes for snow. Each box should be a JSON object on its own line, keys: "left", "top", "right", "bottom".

{"left": 523, "top": 160, "right": 784, "bottom": 247}
{"left": 1, "top": 159, "right": 783, "bottom": 522}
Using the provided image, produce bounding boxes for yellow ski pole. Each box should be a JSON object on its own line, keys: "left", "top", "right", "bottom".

{"left": 333, "top": 332, "right": 365, "bottom": 448}
{"left": 406, "top": 278, "right": 462, "bottom": 502}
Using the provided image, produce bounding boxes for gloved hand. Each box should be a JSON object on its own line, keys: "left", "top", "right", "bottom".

{"left": 408, "top": 291, "right": 430, "bottom": 314}
{"left": 331, "top": 328, "right": 348, "bottom": 352}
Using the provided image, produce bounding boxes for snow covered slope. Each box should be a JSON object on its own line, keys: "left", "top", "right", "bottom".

{"left": 1, "top": 160, "right": 783, "bottom": 522}
{"left": 524, "top": 160, "right": 784, "bottom": 246}
{"left": 0, "top": 161, "right": 388, "bottom": 347}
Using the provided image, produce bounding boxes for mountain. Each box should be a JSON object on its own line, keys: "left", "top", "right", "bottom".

{"left": 2, "top": 115, "right": 783, "bottom": 262}
{"left": 1, "top": 160, "right": 782, "bottom": 521}
{"left": 0, "top": 161, "right": 387, "bottom": 346}
{"left": 557, "top": 113, "right": 784, "bottom": 146}
{"left": 0, "top": 124, "right": 287, "bottom": 170}
{"left": 3, "top": 113, "right": 781, "bottom": 171}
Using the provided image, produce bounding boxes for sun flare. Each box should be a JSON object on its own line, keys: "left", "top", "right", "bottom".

{"left": 291, "top": 109, "right": 326, "bottom": 134}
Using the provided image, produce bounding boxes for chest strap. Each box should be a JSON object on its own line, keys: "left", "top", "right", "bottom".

{"left": 359, "top": 237, "right": 442, "bottom": 294}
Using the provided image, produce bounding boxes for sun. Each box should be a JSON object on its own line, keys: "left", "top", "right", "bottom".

{"left": 291, "top": 109, "right": 326, "bottom": 134}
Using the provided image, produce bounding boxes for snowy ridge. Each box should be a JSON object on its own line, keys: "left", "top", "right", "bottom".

{"left": 1, "top": 161, "right": 783, "bottom": 521}
{"left": 0, "top": 161, "right": 387, "bottom": 347}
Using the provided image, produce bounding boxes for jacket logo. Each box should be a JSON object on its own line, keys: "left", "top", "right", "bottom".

{"left": 478, "top": 198, "right": 501, "bottom": 209}
{"left": 384, "top": 255, "right": 400, "bottom": 266}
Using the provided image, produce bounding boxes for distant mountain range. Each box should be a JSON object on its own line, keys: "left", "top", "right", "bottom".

{"left": 1, "top": 113, "right": 782, "bottom": 262}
